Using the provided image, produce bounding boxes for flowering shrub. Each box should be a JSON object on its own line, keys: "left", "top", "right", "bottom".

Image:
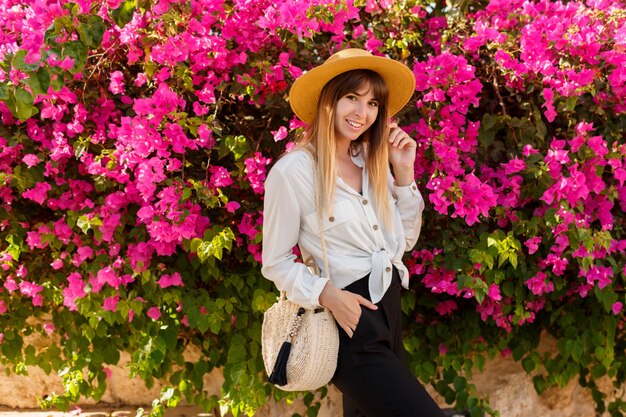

{"left": 0, "top": 0, "right": 625, "bottom": 416}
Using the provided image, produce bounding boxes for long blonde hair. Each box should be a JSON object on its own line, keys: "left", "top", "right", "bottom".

{"left": 296, "top": 69, "right": 392, "bottom": 228}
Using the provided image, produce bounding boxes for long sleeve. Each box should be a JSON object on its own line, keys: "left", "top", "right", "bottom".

{"left": 394, "top": 181, "right": 425, "bottom": 250}
{"left": 261, "top": 164, "right": 329, "bottom": 308}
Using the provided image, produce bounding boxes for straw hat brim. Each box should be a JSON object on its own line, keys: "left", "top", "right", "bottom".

{"left": 289, "top": 52, "right": 416, "bottom": 125}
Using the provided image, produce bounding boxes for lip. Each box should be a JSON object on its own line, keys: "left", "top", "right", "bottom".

{"left": 346, "top": 119, "right": 364, "bottom": 129}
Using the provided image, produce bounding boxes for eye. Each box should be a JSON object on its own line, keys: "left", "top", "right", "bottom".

{"left": 345, "top": 94, "right": 357, "bottom": 101}
{"left": 369, "top": 100, "right": 379, "bottom": 107}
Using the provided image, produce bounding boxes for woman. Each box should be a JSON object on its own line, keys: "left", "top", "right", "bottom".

{"left": 262, "top": 49, "right": 444, "bottom": 417}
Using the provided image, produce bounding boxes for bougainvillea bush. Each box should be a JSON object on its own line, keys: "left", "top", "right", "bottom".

{"left": 1, "top": 0, "right": 625, "bottom": 416}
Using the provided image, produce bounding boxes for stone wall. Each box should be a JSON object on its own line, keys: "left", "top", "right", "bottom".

{"left": 0, "top": 334, "right": 610, "bottom": 417}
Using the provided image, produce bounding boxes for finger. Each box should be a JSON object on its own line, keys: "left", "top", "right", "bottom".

{"left": 394, "top": 136, "right": 415, "bottom": 149}
{"left": 357, "top": 295, "right": 378, "bottom": 310}
{"left": 340, "top": 322, "right": 355, "bottom": 338}
{"left": 388, "top": 129, "right": 403, "bottom": 146}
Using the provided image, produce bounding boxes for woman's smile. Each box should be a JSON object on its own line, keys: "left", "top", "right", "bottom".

{"left": 334, "top": 84, "right": 379, "bottom": 143}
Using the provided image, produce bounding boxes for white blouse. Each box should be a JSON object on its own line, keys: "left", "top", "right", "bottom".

{"left": 261, "top": 148, "right": 425, "bottom": 307}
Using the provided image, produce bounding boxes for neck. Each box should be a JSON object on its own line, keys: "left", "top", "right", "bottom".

{"left": 335, "top": 137, "right": 352, "bottom": 162}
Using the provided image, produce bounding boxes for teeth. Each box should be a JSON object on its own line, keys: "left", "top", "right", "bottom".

{"left": 347, "top": 120, "right": 363, "bottom": 128}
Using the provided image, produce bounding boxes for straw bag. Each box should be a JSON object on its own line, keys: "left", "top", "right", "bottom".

{"left": 261, "top": 289, "right": 339, "bottom": 391}
{"left": 261, "top": 181, "right": 339, "bottom": 391}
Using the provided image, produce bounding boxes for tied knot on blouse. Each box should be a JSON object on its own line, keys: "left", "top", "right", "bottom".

{"left": 261, "top": 149, "right": 425, "bottom": 307}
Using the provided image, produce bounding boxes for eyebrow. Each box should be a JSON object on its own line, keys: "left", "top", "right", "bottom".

{"left": 348, "top": 90, "right": 378, "bottom": 100}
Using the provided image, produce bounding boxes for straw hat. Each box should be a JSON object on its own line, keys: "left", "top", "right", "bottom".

{"left": 289, "top": 48, "right": 416, "bottom": 124}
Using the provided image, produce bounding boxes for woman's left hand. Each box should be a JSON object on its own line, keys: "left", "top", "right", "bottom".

{"left": 388, "top": 122, "right": 417, "bottom": 186}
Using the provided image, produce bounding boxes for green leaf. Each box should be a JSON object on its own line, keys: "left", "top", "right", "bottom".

{"left": 0, "top": 83, "right": 9, "bottom": 100}
{"left": 196, "top": 227, "right": 235, "bottom": 262}
{"left": 482, "top": 113, "right": 496, "bottom": 130}
{"left": 224, "top": 135, "right": 249, "bottom": 160}
{"left": 591, "top": 364, "right": 606, "bottom": 379}
{"left": 111, "top": 0, "right": 137, "bottom": 29}
{"left": 24, "top": 69, "right": 49, "bottom": 97}
{"left": 478, "top": 127, "right": 496, "bottom": 148}
{"left": 79, "top": 16, "right": 106, "bottom": 48}
{"left": 12, "top": 50, "right": 40, "bottom": 72}
{"left": 522, "top": 356, "right": 535, "bottom": 373}
{"left": 62, "top": 41, "right": 88, "bottom": 73}
{"left": 14, "top": 87, "right": 37, "bottom": 121}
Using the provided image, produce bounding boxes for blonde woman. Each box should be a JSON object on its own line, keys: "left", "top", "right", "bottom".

{"left": 262, "top": 49, "right": 444, "bottom": 417}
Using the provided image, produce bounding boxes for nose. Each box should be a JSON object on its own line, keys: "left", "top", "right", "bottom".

{"left": 354, "top": 101, "right": 367, "bottom": 117}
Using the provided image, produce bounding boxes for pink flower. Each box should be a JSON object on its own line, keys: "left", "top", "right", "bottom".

{"left": 102, "top": 295, "right": 119, "bottom": 312}
{"left": 63, "top": 272, "right": 86, "bottom": 311}
{"left": 612, "top": 302, "right": 623, "bottom": 315}
{"left": 19, "top": 281, "right": 43, "bottom": 298}
{"left": 22, "top": 154, "right": 40, "bottom": 167}
{"left": 224, "top": 201, "right": 240, "bottom": 213}
{"left": 157, "top": 272, "right": 184, "bottom": 288}
{"left": 435, "top": 300, "right": 458, "bottom": 316}
{"left": 525, "top": 271, "right": 555, "bottom": 296}
{"left": 0, "top": 300, "right": 7, "bottom": 315}
{"left": 147, "top": 307, "right": 162, "bottom": 320}
{"left": 525, "top": 237, "right": 542, "bottom": 254}
{"left": 4, "top": 277, "right": 18, "bottom": 293}
{"left": 488, "top": 284, "right": 502, "bottom": 301}
{"left": 542, "top": 88, "right": 557, "bottom": 122}
{"left": 16, "top": 265, "right": 28, "bottom": 278}
{"left": 134, "top": 73, "right": 147, "bottom": 87}
{"left": 209, "top": 166, "right": 233, "bottom": 188}
{"left": 272, "top": 126, "right": 288, "bottom": 142}
{"left": 51, "top": 259, "right": 64, "bottom": 269}
{"left": 42, "top": 323, "right": 55, "bottom": 335}
{"left": 244, "top": 152, "right": 271, "bottom": 194}
{"left": 583, "top": 265, "right": 613, "bottom": 289}
{"left": 103, "top": 367, "right": 112, "bottom": 379}
{"left": 109, "top": 71, "right": 125, "bottom": 95}
{"left": 23, "top": 182, "right": 51, "bottom": 205}
{"left": 438, "top": 343, "right": 448, "bottom": 355}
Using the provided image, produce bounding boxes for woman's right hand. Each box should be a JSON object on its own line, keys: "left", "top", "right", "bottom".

{"left": 318, "top": 282, "right": 378, "bottom": 338}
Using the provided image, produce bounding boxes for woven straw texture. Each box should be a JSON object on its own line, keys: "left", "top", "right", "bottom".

{"left": 262, "top": 297, "right": 339, "bottom": 391}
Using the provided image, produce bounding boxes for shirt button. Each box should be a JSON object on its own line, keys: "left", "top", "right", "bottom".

{"left": 362, "top": 199, "right": 368, "bottom": 205}
{"left": 385, "top": 267, "right": 392, "bottom": 272}
{"left": 411, "top": 185, "right": 417, "bottom": 191}
{"left": 373, "top": 225, "right": 379, "bottom": 230}
{"left": 329, "top": 216, "right": 335, "bottom": 222}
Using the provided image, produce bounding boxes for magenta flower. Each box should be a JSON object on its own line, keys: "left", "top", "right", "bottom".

{"left": 63, "top": 273, "right": 87, "bottom": 311}
{"left": 23, "top": 182, "right": 51, "bottom": 205}
{"left": 209, "top": 166, "right": 233, "bottom": 188}
{"left": 42, "top": 323, "right": 55, "bottom": 335}
{"left": 272, "top": 126, "right": 288, "bottom": 142}
{"left": 157, "top": 272, "right": 184, "bottom": 289}
{"left": 102, "top": 295, "right": 120, "bottom": 312}
{"left": 612, "top": 302, "right": 623, "bottom": 315}
{"left": 488, "top": 284, "right": 502, "bottom": 301}
{"left": 109, "top": 71, "right": 125, "bottom": 95}
{"left": 224, "top": 201, "right": 240, "bottom": 213}
{"left": 22, "top": 154, "right": 40, "bottom": 167}
{"left": 524, "top": 237, "right": 542, "bottom": 254}
{"left": 147, "top": 307, "right": 162, "bottom": 320}
{"left": 435, "top": 300, "right": 458, "bottom": 316}
{"left": 525, "top": 272, "right": 555, "bottom": 296}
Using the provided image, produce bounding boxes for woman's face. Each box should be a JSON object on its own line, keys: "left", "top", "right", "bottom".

{"left": 333, "top": 83, "right": 379, "bottom": 144}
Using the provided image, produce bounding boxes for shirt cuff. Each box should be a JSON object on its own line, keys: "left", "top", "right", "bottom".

{"left": 311, "top": 277, "right": 330, "bottom": 307}
{"left": 394, "top": 181, "right": 421, "bottom": 199}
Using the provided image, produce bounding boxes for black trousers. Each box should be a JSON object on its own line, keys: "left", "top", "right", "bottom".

{"left": 332, "top": 268, "right": 445, "bottom": 417}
